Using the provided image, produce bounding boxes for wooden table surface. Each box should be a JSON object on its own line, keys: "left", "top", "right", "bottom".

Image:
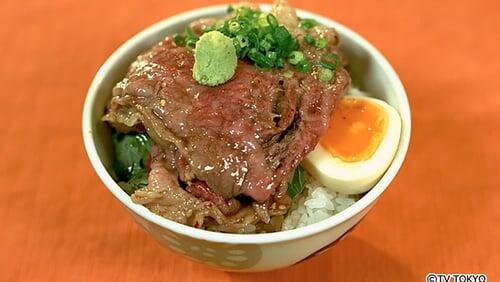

{"left": 1, "top": 0, "right": 498, "bottom": 281}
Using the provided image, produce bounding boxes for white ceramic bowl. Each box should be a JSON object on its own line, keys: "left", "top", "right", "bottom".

{"left": 82, "top": 4, "right": 411, "bottom": 272}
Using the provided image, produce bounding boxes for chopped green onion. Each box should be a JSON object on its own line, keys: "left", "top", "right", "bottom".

{"left": 267, "top": 14, "right": 279, "bottom": 27}
{"left": 201, "top": 26, "right": 213, "bottom": 33}
{"left": 260, "top": 39, "right": 272, "bottom": 51}
{"left": 227, "top": 5, "right": 235, "bottom": 13}
{"left": 315, "top": 37, "right": 328, "bottom": 48}
{"left": 319, "top": 61, "right": 335, "bottom": 70}
{"left": 240, "top": 47, "right": 250, "bottom": 58}
{"left": 183, "top": 26, "right": 198, "bottom": 51}
{"left": 179, "top": 5, "right": 325, "bottom": 73}
{"left": 321, "top": 53, "right": 341, "bottom": 70}
{"left": 247, "top": 32, "right": 259, "bottom": 47}
{"left": 299, "top": 18, "right": 317, "bottom": 30}
{"left": 296, "top": 60, "right": 311, "bottom": 73}
{"left": 283, "top": 70, "right": 294, "bottom": 78}
{"left": 236, "top": 35, "right": 248, "bottom": 47}
{"left": 258, "top": 13, "right": 270, "bottom": 27}
{"left": 185, "top": 27, "right": 196, "bottom": 39}
{"left": 238, "top": 6, "right": 253, "bottom": 18}
{"left": 304, "top": 34, "right": 315, "bottom": 45}
{"left": 172, "top": 33, "right": 185, "bottom": 45}
{"left": 276, "top": 58, "right": 285, "bottom": 68}
{"left": 249, "top": 49, "right": 273, "bottom": 69}
{"left": 264, "top": 33, "right": 274, "bottom": 43}
{"left": 267, "top": 51, "right": 277, "bottom": 61}
{"left": 288, "top": 51, "right": 304, "bottom": 65}
{"left": 213, "top": 19, "right": 225, "bottom": 29}
{"left": 229, "top": 21, "right": 240, "bottom": 32}
{"left": 318, "top": 68, "right": 333, "bottom": 82}
{"left": 185, "top": 38, "right": 197, "bottom": 51}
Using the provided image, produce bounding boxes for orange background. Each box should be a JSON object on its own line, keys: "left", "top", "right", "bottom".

{"left": 0, "top": 0, "right": 498, "bottom": 281}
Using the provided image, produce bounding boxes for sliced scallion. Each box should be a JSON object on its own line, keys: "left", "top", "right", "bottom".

{"left": 175, "top": 6, "right": 334, "bottom": 74}
{"left": 172, "top": 33, "right": 185, "bottom": 45}
{"left": 283, "top": 70, "right": 294, "bottom": 78}
{"left": 288, "top": 51, "right": 304, "bottom": 65}
{"left": 318, "top": 68, "right": 333, "bottom": 82}
{"left": 299, "top": 18, "right": 318, "bottom": 30}
{"left": 304, "top": 34, "right": 315, "bottom": 45}
{"left": 260, "top": 39, "right": 272, "bottom": 51}
{"left": 296, "top": 60, "right": 311, "bottom": 73}
{"left": 276, "top": 58, "right": 285, "bottom": 68}
{"left": 321, "top": 53, "right": 341, "bottom": 70}
{"left": 267, "top": 14, "right": 279, "bottom": 27}
{"left": 257, "top": 14, "right": 270, "bottom": 27}
{"left": 229, "top": 21, "right": 240, "bottom": 33}
{"left": 315, "top": 37, "right": 328, "bottom": 49}
{"left": 185, "top": 38, "right": 197, "bottom": 51}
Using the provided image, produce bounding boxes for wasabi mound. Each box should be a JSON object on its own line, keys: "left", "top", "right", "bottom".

{"left": 193, "top": 31, "right": 237, "bottom": 86}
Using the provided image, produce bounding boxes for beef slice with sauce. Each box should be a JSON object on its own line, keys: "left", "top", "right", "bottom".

{"left": 104, "top": 36, "right": 349, "bottom": 204}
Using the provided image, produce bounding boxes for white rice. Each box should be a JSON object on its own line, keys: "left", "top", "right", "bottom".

{"left": 282, "top": 179, "right": 358, "bottom": 230}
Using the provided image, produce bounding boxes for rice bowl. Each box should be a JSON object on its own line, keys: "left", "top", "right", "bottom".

{"left": 82, "top": 2, "right": 410, "bottom": 271}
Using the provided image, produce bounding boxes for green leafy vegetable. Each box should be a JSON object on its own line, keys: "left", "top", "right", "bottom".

{"left": 118, "top": 169, "right": 149, "bottom": 195}
{"left": 287, "top": 165, "right": 306, "bottom": 199}
{"left": 127, "top": 169, "right": 149, "bottom": 187}
{"left": 113, "top": 132, "right": 152, "bottom": 182}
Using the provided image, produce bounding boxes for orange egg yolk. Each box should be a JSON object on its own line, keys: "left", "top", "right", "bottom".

{"left": 320, "top": 98, "right": 388, "bottom": 162}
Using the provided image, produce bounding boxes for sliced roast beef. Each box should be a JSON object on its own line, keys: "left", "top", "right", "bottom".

{"left": 103, "top": 1, "right": 352, "bottom": 232}
{"left": 104, "top": 37, "right": 349, "bottom": 203}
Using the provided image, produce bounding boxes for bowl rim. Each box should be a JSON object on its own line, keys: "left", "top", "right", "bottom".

{"left": 82, "top": 4, "right": 411, "bottom": 244}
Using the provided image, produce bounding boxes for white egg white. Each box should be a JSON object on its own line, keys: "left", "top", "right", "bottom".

{"left": 302, "top": 96, "right": 401, "bottom": 195}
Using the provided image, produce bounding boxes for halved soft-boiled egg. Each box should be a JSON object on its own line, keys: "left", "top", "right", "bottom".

{"left": 302, "top": 94, "right": 401, "bottom": 195}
